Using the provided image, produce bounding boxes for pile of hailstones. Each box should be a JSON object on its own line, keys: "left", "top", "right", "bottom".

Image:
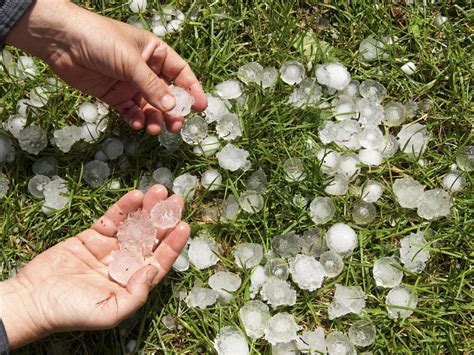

{"left": 1, "top": 44, "right": 473, "bottom": 355}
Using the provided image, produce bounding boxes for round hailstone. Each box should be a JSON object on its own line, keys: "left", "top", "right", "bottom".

{"left": 337, "top": 154, "right": 361, "bottom": 182}
{"left": 340, "top": 79, "right": 360, "bottom": 98}
{"left": 332, "top": 95, "right": 356, "bottom": 121}
{"left": 215, "top": 80, "right": 242, "bottom": 100}
{"left": 185, "top": 285, "right": 218, "bottom": 309}
{"left": 83, "top": 160, "right": 110, "bottom": 187}
{"left": 288, "top": 78, "right": 322, "bottom": 108}
{"left": 361, "top": 180, "right": 384, "bottom": 202}
{"left": 356, "top": 98, "right": 384, "bottom": 127}
{"left": 0, "top": 173, "right": 10, "bottom": 198}
{"left": 188, "top": 236, "right": 220, "bottom": 270}
{"left": 289, "top": 254, "right": 325, "bottom": 291}
{"left": 208, "top": 271, "right": 242, "bottom": 302}
{"left": 180, "top": 116, "right": 208, "bottom": 145}
{"left": 216, "top": 113, "right": 242, "bottom": 141}
{"left": 18, "top": 125, "right": 48, "bottom": 155}
{"left": 260, "top": 277, "right": 297, "bottom": 307}
{"left": 293, "top": 194, "right": 308, "bottom": 208}
{"left": 201, "top": 169, "right": 222, "bottom": 191}
{"left": 417, "top": 189, "right": 451, "bottom": 220}
{"left": 319, "top": 250, "right": 344, "bottom": 278}
{"left": 213, "top": 326, "right": 249, "bottom": 355}
{"left": 150, "top": 199, "right": 183, "bottom": 229}
{"left": 167, "top": 85, "right": 195, "bottom": 117}
{"left": 352, "top": 201, "right": 376, "bottom": 225}
{"left": 383, "top": 101, "right": 406, "bottom": 127}
{"left": 216, "top": 143, "right": 251, "bottom": 171}
{"left": 42, "top": 177, "right": 69, "bottom": 211}
{"left": 316, "top": 149, "right": 341, "bottom": 175}
{"left": 300, "top": 229, "right": 328, "bottom": 257}
{"left": 28, "top": 86, "right": 50, "bottom": 107}
{"left": 239, "top": 190, "right": 264, "bottom": 213}
{"left": 246, "top": 169, "right": 268, "bottom": 193}
{"left": 272, "top": 341, "right": 299, "bottom": 354}
{"left": 101, "top": 138, "right": 123, "bottom": 160}
{"left": 159, "top": 128, "right": 182, "bottom": 151}
{"left": 264, "top": 258, "right": 289, "bottom": 280}
{"left": 204, "top": 94, "right": 230, "bottom": 123}
{"left": 401, "top": 61, "right": 417, "bottom": 75}
{"left": 392, "top": 176, "right": 425, "bottom": 209}
{"left": 296, "top": 328, "right": 326, "bottom": 353}
{"left": 279, "top": 60, "right": 305, "bottom": 85}
{"left": 379, "top": 134, "right": 400, "bottom": 157}
{"left": 108, "top": 247, "right": 145, "bottom": 286}
{"left": 78, "top": 102, "right": 99, "bottom": 122}
{"left": 397, "top": 123, "right": 428, "bottom": 157}
{"left": 325, "top": 175, "right": 349, "bottom": 196}
{"left": 32, "top": 157, "right": 58, "bottom": 177}
{"left": 358, "top": 148, "right": 383, "bottom": 166}
{"left": 0, "top": 135, "right": 15, "bottom": 163}
{"left": 318, "top": 121, "right": 338, "bottom": 144}
{"left": 272, "top": 232, "right": 301, "bottom": 258}
{"left": 348, "top": 320, "right": 376, "bottom": 347}
{"left": 173, "top": 248, "right": 189, "bottom": 272}
{"left": 359, "top": 80, "right": 386, "bottom": 102}
{"left": 4, "top": 115, "right": 26, "bottom": 138}
{"left": 128, "top": 0, "right": 147, "bottom": 13}
{"left": 172, "top": 173, "right": 198, "bottom": 201}
{"left": 358, "top": 37, "right": 385, "bottom": 61}
{"left": 399, "top": 232, "right": 430, "bottom": 273}
{"left": 220, "top": 194, "right": 240, "bottom": 222}
{"left": 152, "top": 167, "right": 174, "bottom": 189}
{"left": 28, "top": 175, "right": 51, "bottom": 198}
{"left": 309, "top": 196, "right": 336, "bottom": 225}
{"left": 442, "top": 171, "right": 466, "bottom": 192}
{"left": 373, "top": 256, "right": 403, "bottom": 288}
{"left": 52, "top": 126, "right": 83, "bottom": 153}
{"left": 193, "top": 135, "right": 221, "bottom": 157}
{"left": 328, "top": 284, "right": 366, "bottom": 320}
{"left": 264, "top": 313, "right": 299, "bottom": 345}
{"left": 260, "top": 66, "right": 279, "bottom": 88}
{"left": 358, "top": 126, "right": 385, "bottom": 150}
{"left": 326, "top": 331, "right": 356, "bottom": 355}
{"left": 386, "top": 285, "right": 418, "bottom": 319}
{"left": 456, "top": 146, "right": 473, "bottom": 171}
{"left": 237, "top": 62, "right": 263, "bottom": 85}
{"left": 250, "top": 265, "right": 267, "bottom": 298}
{"left": 80, "top": 122, "right": 101, "bottom": 142}
{"left": 283, "top": 157, "right": 305, "bottom": 182}
{"left": 434, "top": 15, "right": 448, "bottom": 27}
{"left": 315, "top": 62, "right": 351, "bottom": 90}
{"left": 325, "top": 223, "right": 358, "bottom": 256}
{"left": 233, "top": 243, "right": 264, "bottom": 268}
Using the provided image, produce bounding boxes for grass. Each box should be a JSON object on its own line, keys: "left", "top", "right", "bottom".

{"left": 1, "top": 0, "right": 473, "bottom": 353}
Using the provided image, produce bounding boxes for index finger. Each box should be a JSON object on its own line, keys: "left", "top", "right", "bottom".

{"left": 148, "top": 42, "right": 207, "bottom": 112}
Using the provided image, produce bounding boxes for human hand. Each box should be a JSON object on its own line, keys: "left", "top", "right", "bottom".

{"left": 0, "top": 185, "right": 189, "bottom": 348}
{"left": 6, "top": 0, "right": 207, "bottom": 135}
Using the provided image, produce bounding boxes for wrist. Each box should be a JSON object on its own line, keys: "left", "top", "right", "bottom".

{"left": 5, "top": 0, "right": 75, "bottom": 61}
{"left": 0, "top": 278, "right": 50, "bottom": 349}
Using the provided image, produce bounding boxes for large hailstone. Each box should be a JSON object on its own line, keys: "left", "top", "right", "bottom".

{"left": 325, "top": 223, "right": 358, "bottom": 256}
{"left": 289, "top": 254, "right": 325, "bottom": 291}
{"left": 399, "top": 232, "right": 430, "bottom": 273}
{"left": 264, "top": 312, "right": 300, "bottom": 345}
{"left": 188, "top": 236, "right": 220, "bottom": 270}
{"left": 213, "top": 326, "right": 249, "bottom": 355}
{"left": 315, "top": 62, "right": 351, "bottom": 90}
{"left": 239, "top": 300, "right": 271, "bottom": 339}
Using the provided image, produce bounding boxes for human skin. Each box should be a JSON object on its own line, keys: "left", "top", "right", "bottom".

{"left": 0, "top": 185, "right": 190, "bottom": 349}
{"left": 5, "top": 0, "right": 207, "bottom": 134}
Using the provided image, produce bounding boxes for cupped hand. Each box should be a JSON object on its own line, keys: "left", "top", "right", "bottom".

{"left": 3, "top": 185, "right": 189, "bottom": 348}
{"left": 6, "top": 0, "right": 207, "bottom": 134}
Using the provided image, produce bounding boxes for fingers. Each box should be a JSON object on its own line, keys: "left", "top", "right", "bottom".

{"left": 142, "top": 184, "right": 168, "bottom": 212}
{"left": 164, "top": 114, "right": 184, "bottom": 132}
{"left": 148, "top": 222, "right": 190, "bottom": 285}
{"left": 76, "top": 229, "right": 119, "bottom": 262}
{"left": 92, "top": 190, "right": 144, "bottom": 237}
{"left": 148, "top": 42, "right": 207, "bottom": 112}
{"left": 123, "top": 265, "right": 160, "bottom": 310}
{"left": 131, "top": 56, "right": 176, "bottom": 113}
{"left": 144, "top": 104, "right": 165, "bottom": 135}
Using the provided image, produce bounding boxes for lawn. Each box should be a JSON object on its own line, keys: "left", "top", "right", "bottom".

{"left": 1, "top": 0, "right": 473, "bottom": 354}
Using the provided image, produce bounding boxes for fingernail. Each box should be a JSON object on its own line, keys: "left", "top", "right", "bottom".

{"left": 146, "top": 266, "right": 159, "bottom": 285}
{"left": 160, "top": 94, "right": 176, "bottom": 111}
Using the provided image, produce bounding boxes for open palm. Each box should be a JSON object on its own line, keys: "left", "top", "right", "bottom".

{"left": 15, "top": 185, "right": 189, "bottom": 334}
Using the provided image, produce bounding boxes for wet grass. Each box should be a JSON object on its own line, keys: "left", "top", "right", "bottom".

{"left": 1, "top": 0, "right": 473, "bottom": 354}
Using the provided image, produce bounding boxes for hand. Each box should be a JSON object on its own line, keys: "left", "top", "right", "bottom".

{"left": 0, "top": 185, "right": 189, "bottom": 349}
{"left": 6, "top": 0, "right": 207, "bottom": 135}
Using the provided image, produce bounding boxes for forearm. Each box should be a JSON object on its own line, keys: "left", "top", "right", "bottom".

{"left": 0, "top": 278, "right": 48, "bottom": 349}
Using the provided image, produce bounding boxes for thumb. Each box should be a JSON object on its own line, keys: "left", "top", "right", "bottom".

{"left": 132, "top": 60, "right": 176, "bottom": 112}
{"left": 126, "top": 264, "right": 160, "bottom": 305}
